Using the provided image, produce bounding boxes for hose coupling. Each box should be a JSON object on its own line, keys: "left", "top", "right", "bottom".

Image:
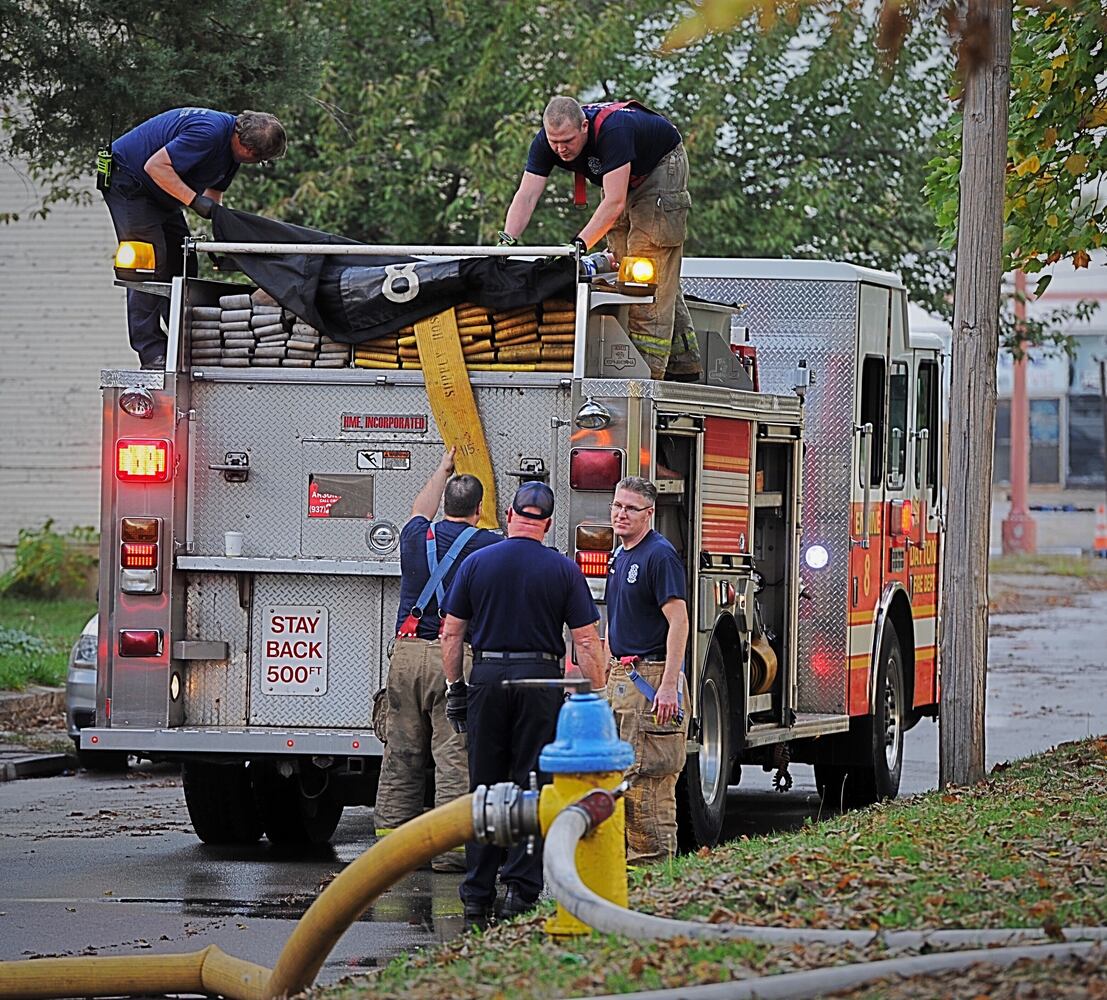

{"left": 568, "top": 788, "right": 617, "bottom": 833}
{"left": 472, "top": 781, "right": 540, "bottom": 847}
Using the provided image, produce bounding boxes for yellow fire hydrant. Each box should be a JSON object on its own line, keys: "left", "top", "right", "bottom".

{"left": 536, "top": 689, "right": 634, "bottom": 936}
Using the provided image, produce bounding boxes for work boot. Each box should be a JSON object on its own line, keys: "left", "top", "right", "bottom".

{"left": 140, "top": 354, "right": 166, "bottom": 371}
{"left": 463, "top": 904, "right": 492, "bottom": 932}
{"left": 495, "top": 883, "right": 536, "bottom": 921}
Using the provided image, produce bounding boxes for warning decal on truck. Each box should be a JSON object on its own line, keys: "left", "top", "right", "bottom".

{"left": 357, "top": 449, "right": 411, "bottom": 471}
{"left": 262, "top": 606, "right": 328, "bottom": 696}
{"left": 308, "top": 474, "right": 374, "bottom": 518}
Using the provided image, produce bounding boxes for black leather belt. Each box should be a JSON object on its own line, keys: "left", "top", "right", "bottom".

{"left": 475, "top": 650, "right": 559, "bottom": 663}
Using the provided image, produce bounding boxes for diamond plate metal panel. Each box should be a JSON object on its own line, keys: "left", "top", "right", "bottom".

{"left": 189, "top": 380, "right": 573, "bottom": 559}
{"left": 183, "top": 573, "right": 250, "bottom": 725}
{"left": 249, "top": 574, "right": 385, "bottom": 727}
{"left": 683, "top": 276, "right": 858, "bottom": 713}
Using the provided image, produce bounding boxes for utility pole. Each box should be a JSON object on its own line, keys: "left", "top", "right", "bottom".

{"left": 1001, "top": 270, "right": 1037, "bottom": 554}
{"left": 939, "top": 0, "right": 1012, "bottom": 788}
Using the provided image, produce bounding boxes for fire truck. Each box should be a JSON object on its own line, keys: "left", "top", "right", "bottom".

{"left": 85, "top": 239, "right": 943, "bottom": 849}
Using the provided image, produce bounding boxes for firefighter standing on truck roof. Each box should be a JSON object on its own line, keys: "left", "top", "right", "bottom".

{"left": 100, "top": 108, "right": 287, "bottom": 369}
{"left": 374, "top": 448, "right": 500, "bottom": 873}
{"left": 440, "top": 481, "right": 606, "bottom": 930}
{"left": 605, "top": 476, "right": 690, "bottom": 864}
{"left": 499, "top": 96, "right": 702, "bottom": 383}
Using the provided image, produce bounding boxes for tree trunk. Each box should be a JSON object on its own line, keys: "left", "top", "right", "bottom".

{"left": 939, "top": 0, "right": 1012, "bottom": 788}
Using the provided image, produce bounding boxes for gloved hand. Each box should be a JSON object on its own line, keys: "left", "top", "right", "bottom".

{"left": 571, "top": 235, "right": 588, "bottom": 255}
{"left": 445, "top": 679, "right": 468, "bottom": 734}
{"left": 496, "top": 231, "right": 518, "bottom": 247}
{"left": 189, "top": 193, "right": 216, "bottom": 219}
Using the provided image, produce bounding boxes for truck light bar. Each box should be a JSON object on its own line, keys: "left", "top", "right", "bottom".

{"left": 570, "top": 448, "right": 623, "bottom": 491}
{"left": 116, "top": 439, "right": 172, "bottom": 482}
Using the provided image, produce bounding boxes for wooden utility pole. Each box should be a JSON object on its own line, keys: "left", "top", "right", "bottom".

{"left": 939, "top": 0, "right": 1012, "bottom": 788}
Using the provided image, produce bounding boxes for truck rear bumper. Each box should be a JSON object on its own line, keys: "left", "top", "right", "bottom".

{"left": 79, "top": 726, "right": 383, "bottom": 756}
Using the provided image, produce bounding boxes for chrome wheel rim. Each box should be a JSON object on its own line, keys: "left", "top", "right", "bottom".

{"left": 883, "top": 659, "right": 902, "bottom": 771}
{"left": 699, "top": 677, "right": 723, "bottom": 803}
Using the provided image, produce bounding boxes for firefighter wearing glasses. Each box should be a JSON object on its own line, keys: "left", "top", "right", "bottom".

{"left": 375, "top": 448, "right": 500, "bottom": 872}
{"left": 440, "top": 481, "right": 606, "bottom": 928}
{"left": 605, "top": 476, "right": 690, "bottom": 864}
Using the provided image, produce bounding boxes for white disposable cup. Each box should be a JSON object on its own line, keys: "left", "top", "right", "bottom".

{"left": 224, "top": 531, "right": 244, "bottom": 557}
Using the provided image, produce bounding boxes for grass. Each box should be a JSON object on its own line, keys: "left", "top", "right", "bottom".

{"left": 319, "top": 738, "right": 1107, "bottom": 1000}
{"left": 990, "top": 552, "right": 1107, "bottom": 579}
{"left": 0, "top": 596, "right": 96, "bottom": 689}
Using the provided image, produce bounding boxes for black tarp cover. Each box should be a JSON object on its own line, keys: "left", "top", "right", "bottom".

{"left": 211, "top": 207, "right": 576, "bottom": 344}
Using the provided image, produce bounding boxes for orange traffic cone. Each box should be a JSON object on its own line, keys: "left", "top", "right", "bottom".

{"left": 1095, "top": 503, "right": 1107, "bottom": 558}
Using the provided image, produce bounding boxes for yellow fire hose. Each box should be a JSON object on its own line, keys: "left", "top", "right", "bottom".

{"left": 0, "top": 794, "right": 476, "bottom": 1000}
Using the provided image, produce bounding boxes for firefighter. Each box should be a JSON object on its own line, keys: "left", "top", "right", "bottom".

{"left": 604, "top": 476, "right": 690, "bottom": 865}
{"left": 440, "top": 481, "right": 606, "bottom": 929}
{"left": 375, "top": 447, "right": 500, "bottom": 872}
{"left": 499, "top": 96, "right": 701, "bottom": 383}
{"left": 100, "top": 108, "right": 286, "bottom": 368}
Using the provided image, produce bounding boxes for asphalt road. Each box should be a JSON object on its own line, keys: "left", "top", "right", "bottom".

{"left": 1, "top": 580, "right": 1103, "bottom": 988}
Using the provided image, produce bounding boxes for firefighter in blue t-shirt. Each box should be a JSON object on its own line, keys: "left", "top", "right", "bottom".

{"left": 440, "top": 481, "right": 606, "bottom": 930}
{"left": 604, "top": 475, "right": 690, "bottom": 864}
{"left": 500, "top": 96, "right": 701, "bottom": 382}
{"left": 374, "top": 447, "right": 501, "bottom": 872}
{"left": 101, "top": 108, "right": 287, "bottom": 368}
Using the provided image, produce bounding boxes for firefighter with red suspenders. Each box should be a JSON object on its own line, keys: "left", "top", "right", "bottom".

{"left": 374, "top": 448, "right": 500, "bottom": 872}
{"left": 500, "top": 96, "right": 701, "bottom": 382}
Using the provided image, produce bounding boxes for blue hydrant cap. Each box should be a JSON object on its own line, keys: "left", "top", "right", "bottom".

{"left": 539, "top": 692, "right": 634, "bottom": 773}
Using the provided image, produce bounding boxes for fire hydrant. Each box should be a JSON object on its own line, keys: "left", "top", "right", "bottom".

{"left": 537, "top": 689, "right": 633, "bottom": 936}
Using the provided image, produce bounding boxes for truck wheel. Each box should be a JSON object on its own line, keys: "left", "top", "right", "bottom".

{"left": 677, "top": 643, "right": 732, "bottom": 850}
{"left": 181, "top": 761, "right": 264, "bottom": 844}
{"left": 815, "top": 628, "right": 905, "bottom": 809}
{"left": 252, "top": 762, "right": 344, "bottom": 847}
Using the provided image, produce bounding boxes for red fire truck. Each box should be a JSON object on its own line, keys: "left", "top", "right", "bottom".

{"left": 85, "top": 241, "right": 943, "bottom": 849}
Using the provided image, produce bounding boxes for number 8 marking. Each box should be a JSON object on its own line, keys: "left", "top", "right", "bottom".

{"left": 382, "top": 263, "right": 420, "bottom": 303}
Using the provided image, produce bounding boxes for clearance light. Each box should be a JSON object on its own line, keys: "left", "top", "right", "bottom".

{"left": 114, "top": 241, "right": 157, "bottom": 280}
{"left": 116, "top": 439, "right": 171, "bottom": 482}
{"left": 119, "top": 629, "right": 162, "bottom": 657}
{"left": 804, "top": 544, "right": 829, "bottom": 570}
{"left": 575, "top": 550, "right": 611, "bottom": 577}
{"left": 570, "top": 448, "right": 623, "bottom": 491}
{"left": 616, "top": 255, "right": 657, "bottom": 295}
{"left": 169, "top": 671, "right": 182, "bottom": 701}
{"left": 889, "top": 499, "right": 913, "bottom": 538}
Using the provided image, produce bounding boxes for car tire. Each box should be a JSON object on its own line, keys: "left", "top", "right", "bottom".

{"left": 182, "top": 761, "right": 264, "bottom": 844}
{"left": 251, "top": 761, "right": 344, "bottom": 847}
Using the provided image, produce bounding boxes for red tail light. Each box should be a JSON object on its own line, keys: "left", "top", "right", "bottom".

{"left": 576, "top": 550, "right": 611, "bottom": 577}
{"left": 121, "top": 542, "right": 158, "bottom": 568}
{"left": 118, "top": 629, "right": 162, "bottom": 657}
{"left": 116, "top": 439, "right": 172, "bottom": 482}
{"left": 570, "top": 448, "right": 623, "bottom": 491}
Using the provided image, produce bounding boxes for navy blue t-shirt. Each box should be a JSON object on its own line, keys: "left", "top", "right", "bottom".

{"left": 525, "top": 104, "right": 681, "bottom": 189}
{"left": 443, "top": 538, "right": 599, "bottom": 655}
{"left": 395, "top": 516, "right": 501, "bottom": 640}
{"left": 606, "top": 530, "right": 686, "bottom": 659}
{"left": 112, "top": 108, "right": 240, "bottom": 208}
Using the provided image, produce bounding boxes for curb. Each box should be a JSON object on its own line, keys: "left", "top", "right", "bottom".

{"left": 0, "top": 685, "right": 66, "bottom": 728}
{"left": 0, "top": 751, "right": 76, "bottom": 782}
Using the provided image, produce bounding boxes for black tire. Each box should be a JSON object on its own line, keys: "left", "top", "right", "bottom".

{"left": 677, "top": 643, "right": 732, "bottom": 850}
{"left": 251, "top": 761, "right": 343, "bottom": 847}
{"left": 182, "top": 761, "right": 264, "bottom": 844}
{"left": 816, "top": 628, "right": 905, "bottom": 809}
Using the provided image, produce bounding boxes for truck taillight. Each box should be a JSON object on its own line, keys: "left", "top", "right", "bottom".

{"left": 575, "top": 524, "right": 614, "bottom": 577}
{"left": 570, "top": 448, "right": 623, "bottom": 491}
{"left": 119, "top": 629, "right": 162, "bottom": 657}
{"left": 116, "top": 439, "right": 172, "bottom": 482}
{"left": 120, "top": 517, "right": 161, "bottom": 593}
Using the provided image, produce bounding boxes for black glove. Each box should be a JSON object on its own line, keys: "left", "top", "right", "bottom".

{"left": 189, "top": 193, "right": 216, "bottom": 219}
{"left": 571, "top": 235, "right": 588, "bottom": 255}
{"left": 496, "top": 230, "right": 518, "bottom": 247}
{"left": 445, "top": 679, "right": 468, "bottom": 734}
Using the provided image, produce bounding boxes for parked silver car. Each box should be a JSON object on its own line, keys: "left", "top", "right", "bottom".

{"left": 66, "top": 614, "right": 127, "bottom": 770}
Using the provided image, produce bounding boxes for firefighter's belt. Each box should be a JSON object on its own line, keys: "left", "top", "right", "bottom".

{"left": 474, "top": 651, "right": 559, "bottom": 663}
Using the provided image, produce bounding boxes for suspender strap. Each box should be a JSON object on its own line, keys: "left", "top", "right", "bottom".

{"left": 573, "top": 100, "right": 653, "bottom": 205}
{"left": 397, "top": 523, "right": 478, "bottom": 637}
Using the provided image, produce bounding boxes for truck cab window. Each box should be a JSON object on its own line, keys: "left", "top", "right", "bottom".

{"left": 886, "top": 362, "right": 908, "bottom": 490}
{"left": 859, "top": 356, "right": 885, "bottom": 488}
{"left": 915, "top": 360, "right": 939, "bottom": 500}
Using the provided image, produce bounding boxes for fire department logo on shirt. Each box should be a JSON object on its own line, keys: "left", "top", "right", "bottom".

{"left": 627, "top": 563, "right": 639, "bottom": 584}
{"left": 588, "top": 156, "right": 602, "bottom": 175}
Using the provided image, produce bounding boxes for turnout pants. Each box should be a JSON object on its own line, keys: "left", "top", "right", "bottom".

{"left": 101, "top": 169, "right": 197, "bottom": 365}
{"left": 606, "top": 660, "right": 689, "bottom": 864}
{"left": 375, "top": 638, "right": 471, "bottom": 857}
{"left": 606, "top": 143, "right": 700, "bottom": 380}
{"left": 460, "top": 658, "right": 562, "bottom": 910}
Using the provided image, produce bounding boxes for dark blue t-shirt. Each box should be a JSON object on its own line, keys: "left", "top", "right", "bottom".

{"left": 525, "top": 103, "right": 681, "bottom": 189}
{"left": 443, "top": 538, "right": 599, "bottom": 655}
{"left": 112, "top": 108, "right": 240, "bottom": 208}
{"left": 395, "top": 516, "right": 501, "bottom": 640}
{"left": 606, "top": 530, "right": 686, "bottom": 659}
